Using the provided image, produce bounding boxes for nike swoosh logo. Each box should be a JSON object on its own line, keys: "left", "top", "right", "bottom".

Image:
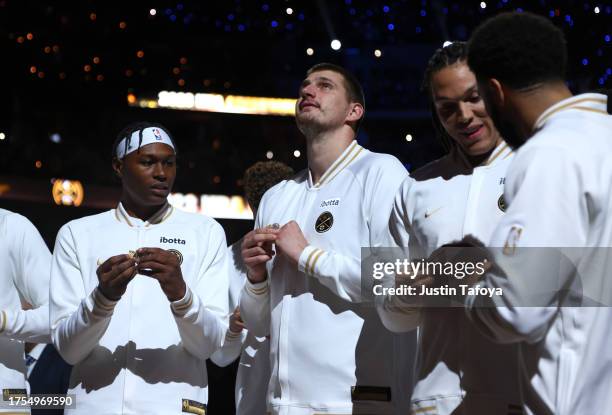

{"left": 424, "top": 207, "right": 442, "bottom": 219}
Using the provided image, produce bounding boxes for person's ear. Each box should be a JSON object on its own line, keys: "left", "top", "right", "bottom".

{"left": 487, "top": 78, "right": 505, "bottom": 108}
{"left": 347, "top": 102, "right": 364, "bottom": 123}
{"left": 112, "top": 157, "right": 123, "bottom": 178}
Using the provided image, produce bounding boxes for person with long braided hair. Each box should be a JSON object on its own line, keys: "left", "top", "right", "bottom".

{"left": 377, "top": 42, "right": 522, "bottom": 414}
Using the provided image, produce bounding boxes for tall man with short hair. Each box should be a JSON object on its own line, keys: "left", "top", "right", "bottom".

{"left": 462, "top": 12, "right": 612, "bottom": 414}
{"left": 240, "top": 63, "right": 413, "bottom": 414}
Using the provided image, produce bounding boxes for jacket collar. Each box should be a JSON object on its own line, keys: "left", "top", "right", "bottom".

{"left": 114, "top": 202, "right": 174, "bottom": 227}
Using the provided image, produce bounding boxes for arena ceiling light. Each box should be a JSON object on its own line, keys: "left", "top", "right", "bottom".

{"left": 128, "top": 91, "right": 297, "bottom": 116}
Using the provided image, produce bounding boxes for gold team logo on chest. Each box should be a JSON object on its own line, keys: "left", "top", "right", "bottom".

{"left": 315, "top": 211, "right": 334, "bottom": 233}
{"left": 498, "top": 194, "right": 507, "bottom": 212}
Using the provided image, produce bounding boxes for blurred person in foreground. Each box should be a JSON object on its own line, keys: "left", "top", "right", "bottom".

{"left": 451, "top": 12, "right": 612, "bottom": 415}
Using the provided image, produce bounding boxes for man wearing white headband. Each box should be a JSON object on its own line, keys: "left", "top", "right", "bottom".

{"left": 49, "top": 122, "right": 231, "bottom": 414}
{"left": 114, "top": 125, "right": 176, "bottom": 160}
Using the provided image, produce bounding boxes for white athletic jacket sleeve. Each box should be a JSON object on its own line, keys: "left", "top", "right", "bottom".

{"left": 208, "top": 242, "right": 248, "bottom": 367}
{"left": 239, "top": 207, "right": 272, "bottom": 338}
{"left": 209, "top": 329, "right": 246, "bottom": 367}
{"left": 466, "top": 145, "right": 585, "bottom": 344}
{"left": 376, "top": 176, "right": 424, "bottom": 333}
{"left": 1, "top": 212, "right": 51, "bottom": 343}
{"left": 296, "top": 157, "right": 408, "bottom": 303}
{"left": 240, "top": 280, "right": 270, "bottom": 338}
{"left": 50, "top": 224, "right": 119, "bottom": 365}
{"left": 171, "top": 221, "right": 229, "bottom": 361}
{"left": 388, "top": 181, "right": 412, "bottom": 249}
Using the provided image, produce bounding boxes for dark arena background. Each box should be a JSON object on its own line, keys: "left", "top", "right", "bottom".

{"left": 1, "top": 1, "right": 610, "bottom": 413}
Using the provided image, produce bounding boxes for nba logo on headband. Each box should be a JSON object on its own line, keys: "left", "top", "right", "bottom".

{"left": 153, "top": 128, "right": 163, "bottom": 141}
{"left": 115, "top": 126, "right": 176, "bottom": 159}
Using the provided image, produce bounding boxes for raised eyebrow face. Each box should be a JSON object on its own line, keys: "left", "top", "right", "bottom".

{"left": 300, "top": 75, "right": 338, "bottom": 90}
{"left": 433, "top": 84, "right": 479, "bottom": 103}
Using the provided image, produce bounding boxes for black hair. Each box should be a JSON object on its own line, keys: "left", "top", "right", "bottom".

{"left": 306, "top": 63, "right": 365, "bottom": 132}
{"left": 595, "top": 89, "right": 612, "bottom": 114}
{"left": 467, "top": 12, "right": 567, "bottom": 90}
{"left": 243, "top": 161, "right": 294, "bottom": 212}
{"left": 422, "top": 41, "right": 468, "bottom": 94}
{"left": 422, "top": 41, "right": 468, "bottom": 152}
{"left": 112, "top": 121, "right": 177, "bottom": 159}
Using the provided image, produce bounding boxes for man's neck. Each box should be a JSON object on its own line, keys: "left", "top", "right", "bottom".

{"left": 306, "top": 129, "right": 355, "bottom": 184}
{"left": 510, "top": 81, "right": 573, "bottom": 137}
{"left": 121, "top": 196, "right": 165, "bottom": 221}
{"left": 464, "top": 136, "right": 503, "bottom": 168}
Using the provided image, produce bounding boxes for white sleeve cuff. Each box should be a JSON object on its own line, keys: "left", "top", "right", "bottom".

{"left": 171, "top": 287, "right": 195, "bottom": 317}
{"left": 90, "top": 288, "right": 119, "bottom": 318}
{"left": 225, "top": 328, "right": 245, "bottom": 342}
{"left": 244, "top": 277, "right": 269, "bottom": 297}
{"left": 298, "top": 245, "right": 325, "bottom": 276}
